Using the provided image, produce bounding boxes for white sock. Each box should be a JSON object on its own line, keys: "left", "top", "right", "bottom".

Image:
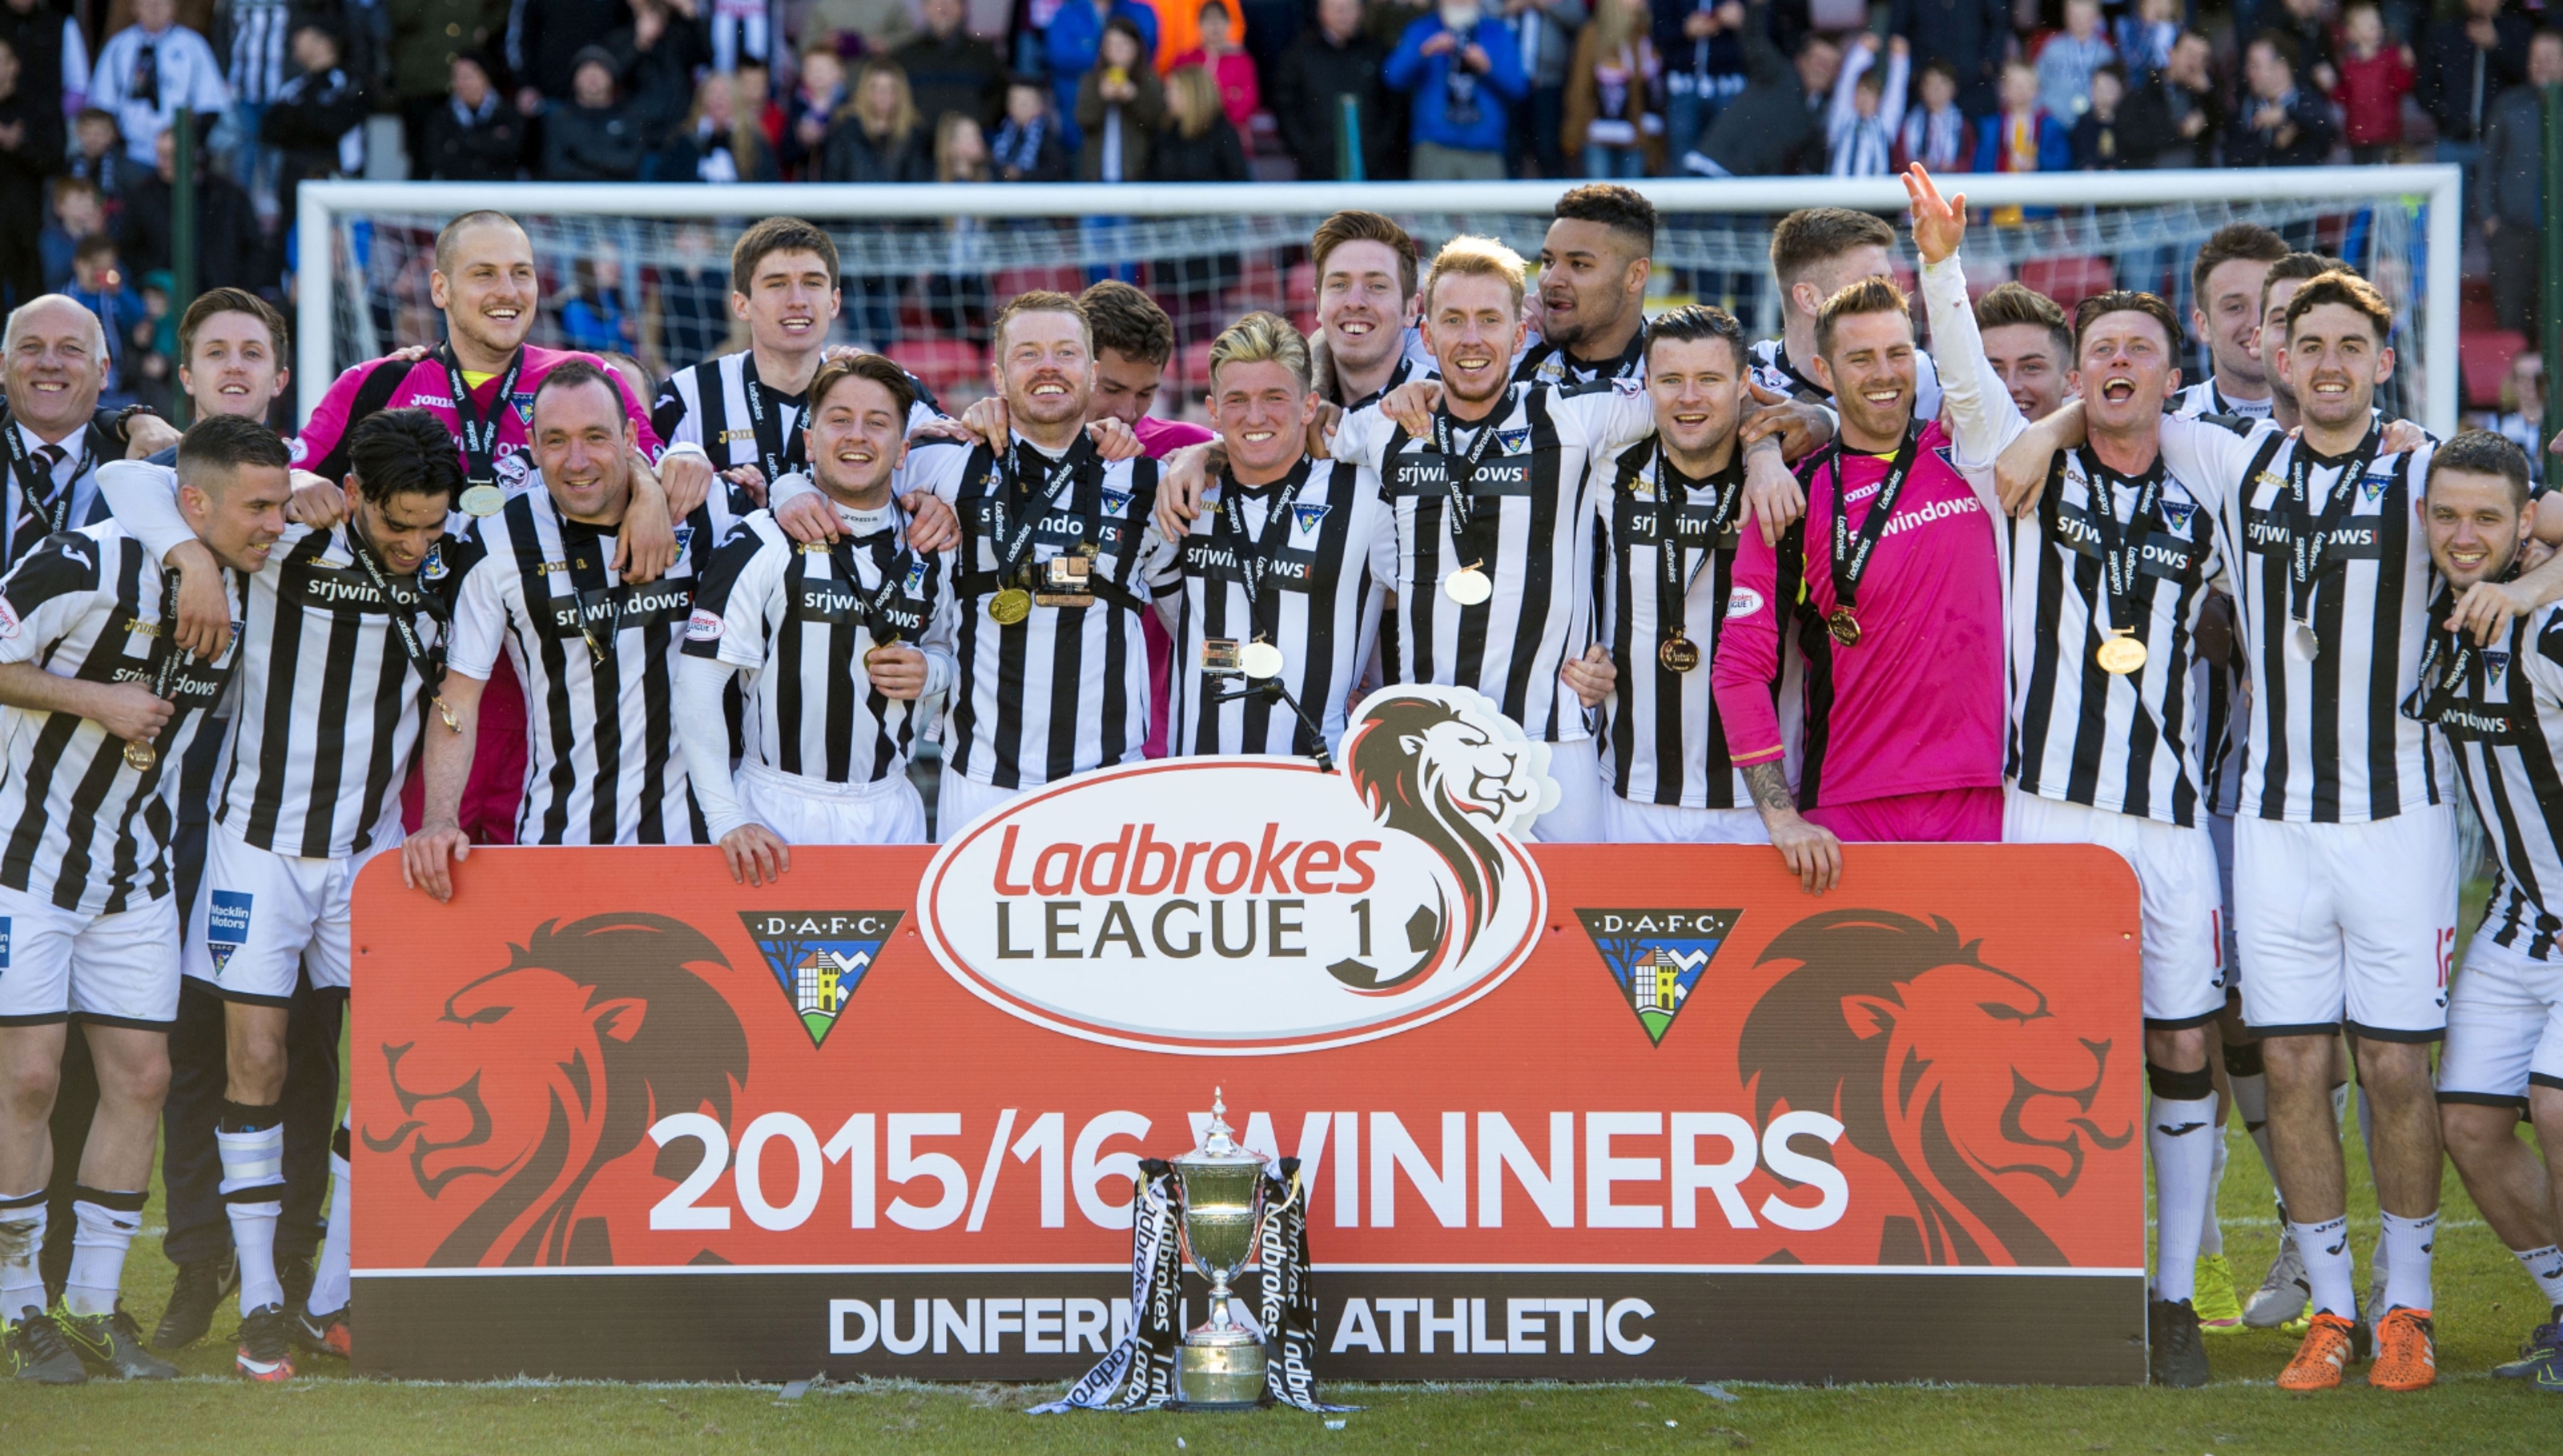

{"left": 66, "top": 1189, "right": 145, "bottom": 1317}
{"left": 2511, "top": 1245, "right": 2563, "bottom": 1314}
{"left": 219, "top": 1108, "right": 288, "bottom": 1315}
{"left": 2291, "top": 1214, "right": 2358, "bottom": 1318}
{"left": 2199, "top": 1128, "right": 2228, "bottom": 1258}
{"left": 2380, "top": 1209, "right": 2436, "bottom": 1313}
{"left": 0, "top": 1195, "right": 44, "bottom": 1321}
{"left": 308, "top": 1125, "right": 352, "bottom": 1318}
{"left": 2150, "top": 1088, "right": 2217, "bottom": 1304}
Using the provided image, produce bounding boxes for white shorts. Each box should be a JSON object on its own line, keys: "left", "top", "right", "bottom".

{"left": 1600, "top": 794, "right": 1768, "bottom": 846}
{"left": 2233, "top": 806, "right": 2458, "bottom": 1041}
{"left": 2436, "top": 931, "right": 2563, "bottom": 1109}
{"left": 1527, "top": 734, "right": 1605, "bottom": 843}
{"left": 935, "top": 769, "right": 1029, "bottom": 844}
{"left": 183, "top": 817, "right": 405, "bottom": 1004}
{"left": 2004, "top": 785, "right": 2224, "bottom": 1028}
{"left": 0, "top": 883, "right": 181, "bottom": 1028}
{"left": 739, "top": 762, "right": 928, "bottom": 847}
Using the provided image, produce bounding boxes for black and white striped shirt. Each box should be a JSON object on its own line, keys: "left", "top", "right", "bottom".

{"left": 1333, "top": 380, "right": 1656, "bottom": 742}
{"left": 684, "top": 505, "right": 956, "bottom": 784}
{"left": 225, "top": 0, "right": 294, "bottom": 104}
{"left": 1148, "top": 456, "right": 1394, "bottom": 758}
{"left": 1747, "top": 336, "right": 1945, "bottom": 419}
{"left": 2171, "top": 379, "right": 2274, "bottom": 421}
{"left": 448, "top": 484, "right": 748, "bottom": 844}
{"left": 652, "top": 352, "right": 942, "bottom": 489}
{"left": 915, "top": 434, "right": 1174, "bottom": 788}
{"left": 2160, "top": 415, "right": 2445, "bottom": 823}
{"left": 1591, "top": 436, "right": 1753, "bottom": 807}
{"left": 2427, "top": 603, "right": 2563, "bottom": 959}
{"left": 0, "top": 523, "right": 239, "bottom": 914}
{"left": 1513, "top": 328, "right": 1647, "bottom": 389}
{"left": 98, "top": 459, "right": 483, "bottom": 859}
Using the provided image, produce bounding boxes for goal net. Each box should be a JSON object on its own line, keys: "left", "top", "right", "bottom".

{"left": 297, "top": 169, "right": 2462, "bottom": 433}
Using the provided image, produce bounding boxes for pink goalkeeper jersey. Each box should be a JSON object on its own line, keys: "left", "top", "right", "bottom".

{"left": 1710, "top": 418, "right": 2006, "bottom": 809}
{"left": 289, "top": 344, "right": 662, "bottom": 487}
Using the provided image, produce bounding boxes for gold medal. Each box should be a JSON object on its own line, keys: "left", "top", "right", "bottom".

{"left": 435, "top": 697, "right": 460, "bottom": 733}
{"left": 2096, "top": 631, "right": 2148, "bottom": 675}
{"left": 1443, "top": 563, "right": 1493, "bottom": 606}
{"left": 1659, "top": 634, "right": 1701, "bottom": 673}
{"left": 459, "top": 484, "right": 505, "bottom": 517}
{"left": 1826, "top": 607, "right": 1862, "bottom": 647}
{"left": 122, "top": 739, "right": 156, "bottom": 771}
{"left": 1238, "top": 641, "right": 1287, "bottom": 680}
{"left": 988, "top": 588, "right": 1032, "bottom": 625}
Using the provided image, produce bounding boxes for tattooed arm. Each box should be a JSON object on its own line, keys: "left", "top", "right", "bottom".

{"left": 1743, "top": 762, "right": 1843, "bottom": 895}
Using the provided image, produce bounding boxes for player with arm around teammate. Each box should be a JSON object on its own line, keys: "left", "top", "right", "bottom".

{"left": 678, "top": 353, "right": 959, "bottom": 879}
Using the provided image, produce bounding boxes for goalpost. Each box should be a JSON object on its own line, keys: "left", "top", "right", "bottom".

{"left": 295, "top": 167, "right": 2464, "bottom": 436}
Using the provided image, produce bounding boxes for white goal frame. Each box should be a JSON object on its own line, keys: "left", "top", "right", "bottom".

{"left": 296, "top": 166, "right": 2464, "bottom": 434}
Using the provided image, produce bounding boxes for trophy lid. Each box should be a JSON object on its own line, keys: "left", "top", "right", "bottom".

{"left": 1172, "top": 1089, "right": 1269, "bottom": 1172}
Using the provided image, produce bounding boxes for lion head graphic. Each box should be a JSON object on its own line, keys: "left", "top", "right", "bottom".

{"left": 1738, "top": 909, "right": 2132, "bottom": 1267}
{"left": 1340, "top": 687, "right": 1555, "bottom": 988}
{"left": 363, "top": 913, "right": 749, "bottom": 1268}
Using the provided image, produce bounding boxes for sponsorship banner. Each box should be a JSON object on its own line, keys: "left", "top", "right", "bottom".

{"left": 352, "top": 690, "right": 2145, "bottom": 1386}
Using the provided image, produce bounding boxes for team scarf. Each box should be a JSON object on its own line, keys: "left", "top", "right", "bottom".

{"left": 1033, "top": 1157, "right": 1349, "bottom": 1414}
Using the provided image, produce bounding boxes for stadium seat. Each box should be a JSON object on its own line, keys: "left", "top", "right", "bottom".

{"left": 2460, "top": 328, "right": 2530, "bottom": 410}
{"left": 2018, "top": 255, "right": 2114, "bottom": 311}
{"left": 991, "top": 265, "right": 1086, "bottom": 300}
{"left": 891, "top": 338, "right": 990, "bottom": 399}
{"left": 1179, "top": 338, "right": 1219, "bottom": 396}
{"left": 2461, "top": 296, "right": 2499, "bottom": 332}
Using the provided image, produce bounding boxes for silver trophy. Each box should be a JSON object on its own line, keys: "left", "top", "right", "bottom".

{"left": 1170, "top": 1089, "right": 1271, "bottom": 1409}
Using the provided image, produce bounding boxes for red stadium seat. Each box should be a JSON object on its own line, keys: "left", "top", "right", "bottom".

{"left": 2017, "top": 255, "right": 2114, "bottom": 311}
{"left": 1179, "top": 338, "right": 1219, "bottom": 396}
{"left": 2460, "top": 328, "right": 2530, "bottom": 410}
{"left": 891, "top": 339, "right": 989, "bottom": 399}
{"left": 991, "top": 265, "right": 1085, "bottom": 300}
{"left": 2460, "top": 296, "right": 2499, "bottom": 332}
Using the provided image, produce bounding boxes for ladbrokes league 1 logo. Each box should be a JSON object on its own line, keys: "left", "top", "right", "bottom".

{"left": 919, "top": 685, "right": 1554, "bottom": 1054}
{"left": 738, "top": 911, "right": 904, "bottom": 1049}
{"left": 1574, "top": 907, "right": 1741, "bottom": 1044}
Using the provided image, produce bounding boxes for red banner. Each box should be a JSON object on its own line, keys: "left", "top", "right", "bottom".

{"left": 352, "top": 832, "right": 2146, "bottom": 1384}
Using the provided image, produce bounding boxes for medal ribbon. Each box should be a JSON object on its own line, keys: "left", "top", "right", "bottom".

{"left": 5, "top": 425, "right": 88, "bottom": 559}
{"left": 1825, "top": 426, "right": 1920, "bottom": 624}
{"left": 2403, "top": 573, "right": 2520, "bottom": 724}
{"left": 827, "top": 520, "right": 928, "bottom": 644}
{"left": 738, "top": 355, "right": 804, "bottom": 486}
{"left": 1031, "top": 1160, "right": 1185, "bottom": 1414}
{"left": 346, "top": 526, "right": 452, "bottom": 697}
{"left": 2079, "top": 448, "right": 2164, "bottom": 638}
{"left": 1214, "top": 457, "right": 1311, "bottom": 635}
{"left": 436, "top": 344, "right": 525, "bottom": 490}
{"left": 2276, "top": 433, "right": 2376, "bottom": 632}
{"left": 1430, "top": 404, "right": 1506, "bottom": 565}
{"left": 986, "top": 436, "right": 1094, "bottom": 592}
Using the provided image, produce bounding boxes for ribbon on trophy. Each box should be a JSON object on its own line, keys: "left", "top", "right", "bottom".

{"left": 1032, "top": 1160, "right": 1185, "bottom": 1413}
{"left": 1256, "top": 1157, "right": 1352, "bottom": 1413}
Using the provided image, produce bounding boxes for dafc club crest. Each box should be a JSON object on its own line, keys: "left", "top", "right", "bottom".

{"left": 739, "top": 911, "right": 904, "bottom": 1048}
{"left": 1575, "top": 907, "right": 1740, "bottom": 1044}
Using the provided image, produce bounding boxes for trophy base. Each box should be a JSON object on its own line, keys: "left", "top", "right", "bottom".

{"left": 1173, "top": 1336, "right": 1269, "bottom": 1410}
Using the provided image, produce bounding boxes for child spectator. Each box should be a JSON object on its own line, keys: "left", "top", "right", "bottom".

{"left": 1048, "top": 0, "right": 1163, "bottom": 151}
{"left": 2035, "top": 0, "right": 2114, "bottom": 123}
{"left": 2228, "top": 32, "right": 2336, "bottom": 166}
{"left": 63, "top": 233, "right": 144, "bottom": 405}
{"left": 2070, "top": 61, "right": 2129, "bottom": 167}
{"left": 1566, "top": 0, "right": 1664, "bottom": 179}
{"left": 129, "top": 268, "right": 179, "bottom": 416}
{"left": 40, "top": 178, "right": 104, "bottom": 293}
{"left": 1076, "top": 18, "right": 1165, "bottom": 182}
{"left": 1895, "top": 57, "right": 1974, "bottom": 172}
{"left": 779, "top": 43, "right": 848, "bottom": 180}
{"left": 821, "top": 58, "right": 935, "bottom": 183}
{"left": 1170, "top": 0, "right": 1260, "bottom": 131}
{"left": 2114, "top": 0, "right": 2180, "bottom": 84}
{"left": 1825, "top": 33, "right": 1907, "bottom": 179}
{"left": 1974, "top": 59, "right": 2071, "bottom": 176}
{"left": 70, "top": 108, "right": 132, "bottom": 200}
{"left": 554, "top": 252, "right": 635, "bottom": 356}
{"left": 2329, "top": 2, "right": 2414, "bottom": 163}
{"left": 992, "top": 73, "right": 1074, "bottom": 181}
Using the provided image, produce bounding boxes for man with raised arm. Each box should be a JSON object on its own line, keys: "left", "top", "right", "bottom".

{"left": 678, "top": 354, "right": 958, "bottom": 870}
{"left": 1907, "top": 163, "right": 2234, "bottom": 1385}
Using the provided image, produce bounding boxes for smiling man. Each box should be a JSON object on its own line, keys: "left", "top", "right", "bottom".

{"left": 2172, "top": 223, "right": 2287, "bottom": 420}
{"left": 0, "top": 295, "right": 168, "bottom": 568}
{"left": 679, "top": 354, "right": 957, "bottom": 870}
{"left": 1974, "top": 282, "right": 2073, "bottom": 424}
{"left": 0, "top": 416, "right": 282, "bottom": 1387}
{"left": 1152, "top": 312, "right": 1393, "bottom": 758}
{"left": 1310, "top": 210, "right": 1426, "bottom": 410}
{"left": 101, "top": 407, "right": 480, "bottom": 1378}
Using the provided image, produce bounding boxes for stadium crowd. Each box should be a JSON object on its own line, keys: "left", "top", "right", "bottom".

{"left": 0, "top": 173, "right": 2561, "bottom": 1402}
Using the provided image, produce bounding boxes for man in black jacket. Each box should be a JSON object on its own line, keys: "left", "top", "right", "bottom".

{"left": 119, "top": 127, "right": 263, "bottom": 292}
{"left": 2118, "top": 28, "right": 2221, "bottom": 168}
{"left": 1684, "top": 1, "right": 1836, "bottom": 176}
{"left": 896, "top": 0, "right": 1006, "bottom": 131}
{"left": 1271, "top": 0, "right": 1391, "bottom": 180}
{"left": 540, "top": 46, "right": 645, "bottom": 182}
{"left": 2416, "top": 0, "right": 2533, "bottom": 223}
{"left": 257, "top": 23, "right": 368, "bottom": 232}
{"left": 420, "top": 51, "right": 524, "bottom": 180}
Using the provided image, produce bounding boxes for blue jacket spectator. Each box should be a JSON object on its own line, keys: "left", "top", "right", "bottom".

{"left": 1383, "top": 7, "right": 1527, "bottom": 179}
{"left": 1046, "top": 0, "right": 1161, "bottom": 151}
